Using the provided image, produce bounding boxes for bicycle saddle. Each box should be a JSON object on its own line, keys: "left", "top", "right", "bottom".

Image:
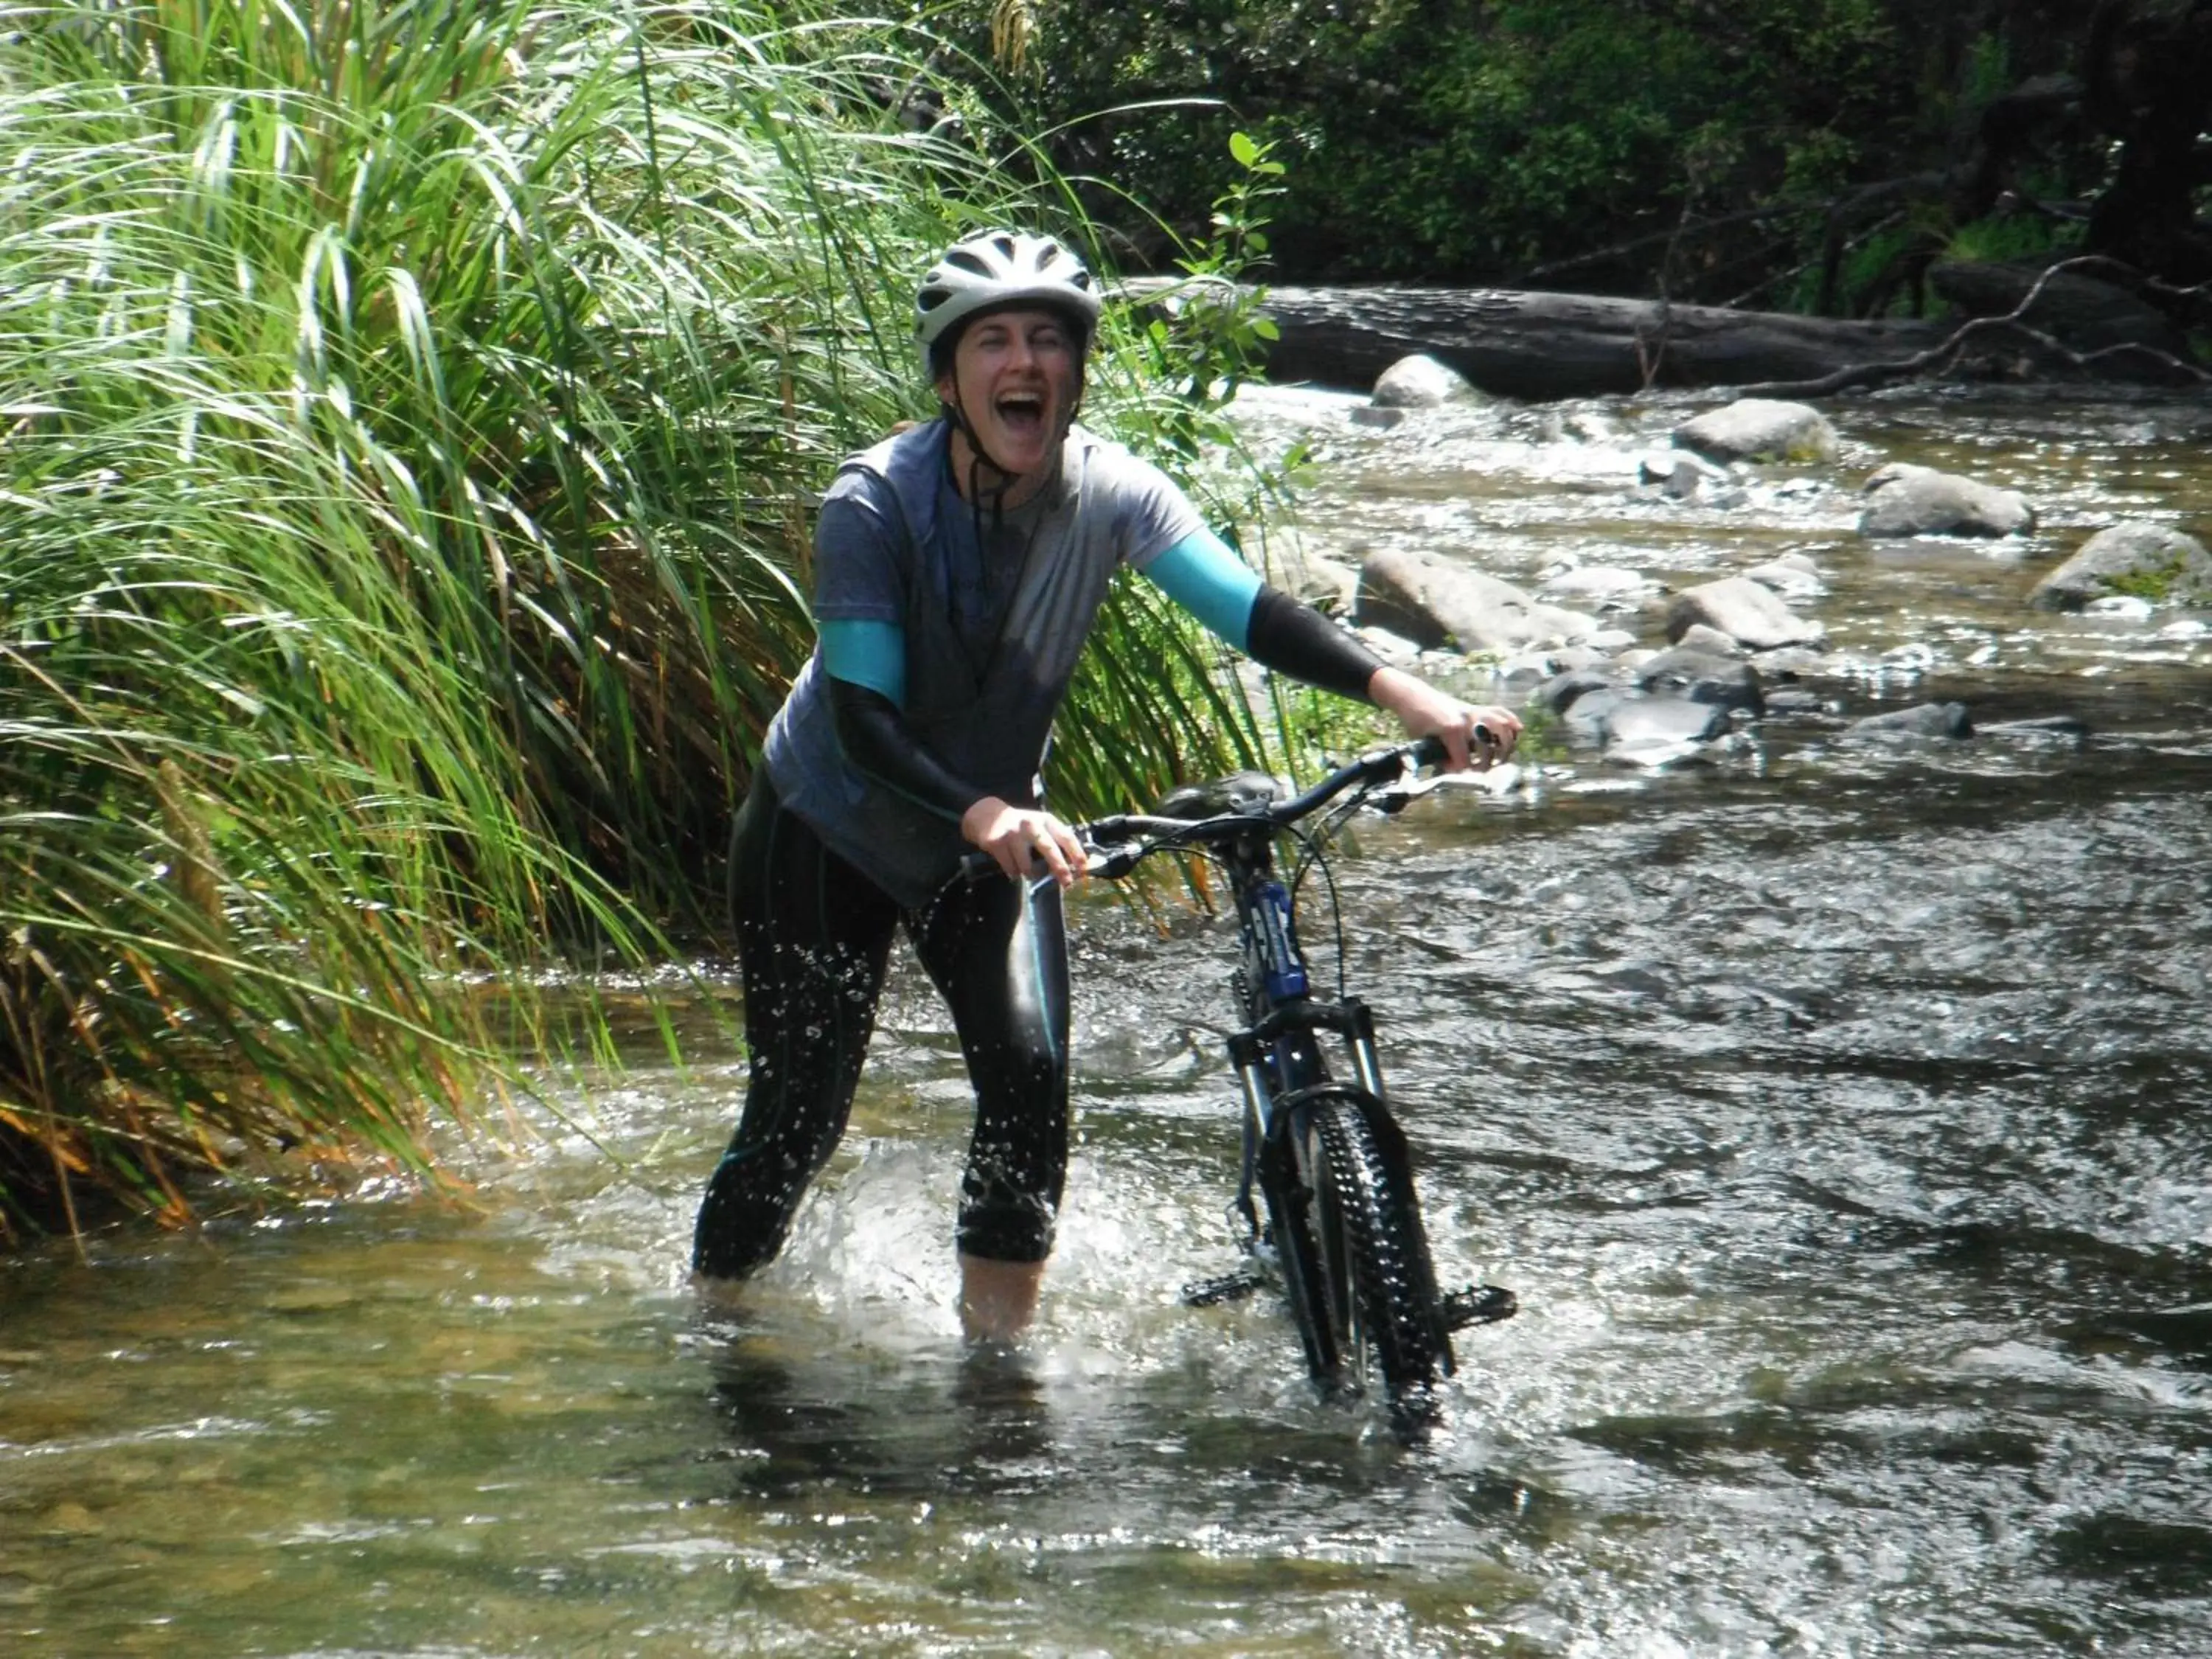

{"left": 1152, "top": 770, "right": 1284, "bottom": 820}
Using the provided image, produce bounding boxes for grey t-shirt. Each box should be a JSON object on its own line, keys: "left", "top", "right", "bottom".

{"left": 762, "top": 419, "right": 1204, "bottom": 907}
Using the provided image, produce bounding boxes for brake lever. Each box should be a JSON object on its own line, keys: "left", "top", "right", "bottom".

{"left": 1088, "top": 844, "right": 1143, "bottom": 880}
{"left": 1371, "top": 782, "right": 1422, "bottom": 816}
{"left": 1374, "top": 764, "right": 1522, "bottom": 812}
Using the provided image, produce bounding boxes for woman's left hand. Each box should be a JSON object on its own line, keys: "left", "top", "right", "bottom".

{"left": 1368, "top": 667, "right": 1521, "bottom": 771}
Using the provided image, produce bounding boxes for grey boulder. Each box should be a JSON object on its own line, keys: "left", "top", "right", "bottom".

{"left": 1741, "top": 553, "right": 1829, "bottom": 599}
{"left": 1635, "top": 646, "right": 1764, "bottom": 717}
{"left": 1639, "top": 450, "right": 1732, "bottom": 498}
{"left": 1673, "top": 399, "right": 1840, "bottom": 465}
{"left": 2028, "top": 521, "right": 2212, "bottom": 612}
{"left": 1666, "top": 576, "right": 1825, "bottom": 651}
{"left": 1860, "top": 463, "right": 2035, "bottom": 539}
{"left": 1371, "top": 353, "right": 1478, "bottom": 409}
{"left": 1357, "top": 548, "right": 1598, "bottom": 653}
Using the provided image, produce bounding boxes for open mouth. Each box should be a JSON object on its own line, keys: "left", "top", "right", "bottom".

{"left": 994, "top": 389, "right": 1048, "bottom": 439}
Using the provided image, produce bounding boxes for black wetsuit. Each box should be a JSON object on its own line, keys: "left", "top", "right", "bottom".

{"left": 692, "top": 774, "right": 1069, "bottom": 1277}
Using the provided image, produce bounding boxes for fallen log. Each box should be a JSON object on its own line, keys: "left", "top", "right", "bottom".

{"left": 1249, "top": 285, "right": 1952, "bottom": 399}
{"left": 1927, "top": 259, "right": 2191, "bottom": 356}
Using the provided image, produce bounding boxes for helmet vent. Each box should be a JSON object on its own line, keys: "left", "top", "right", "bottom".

{"left": 911, "top": 228, "right": 1102, "bottom": 369}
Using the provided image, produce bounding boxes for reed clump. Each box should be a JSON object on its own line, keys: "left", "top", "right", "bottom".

{"left": 0, "top": 1, "right": 1280, "bottom": 1239}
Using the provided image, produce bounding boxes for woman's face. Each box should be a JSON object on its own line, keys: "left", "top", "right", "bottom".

{"left": 936, "top": 306, "right": 1080, "bottom": 479}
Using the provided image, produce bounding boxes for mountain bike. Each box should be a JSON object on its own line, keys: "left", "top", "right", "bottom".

{"left": 1056, "top": 737, "right": 1517, "bottom": 1418}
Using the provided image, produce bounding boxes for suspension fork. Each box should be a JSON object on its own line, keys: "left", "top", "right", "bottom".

{"left": 1220, "top": 836, "right": 1298, "bottom": 1240}
{"left": 1216, "top": 835, "right": 1393, "bottom": 1237}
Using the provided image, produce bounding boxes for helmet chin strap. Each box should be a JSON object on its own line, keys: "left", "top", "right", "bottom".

{"left": 942, "top": 393, "right": 1018, "bottom": 501}
{"left": 940, "top": 371, "right": 1084, "bottom": 535}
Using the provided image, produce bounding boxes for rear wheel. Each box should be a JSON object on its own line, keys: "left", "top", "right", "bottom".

{"left": 1301, "top": 1092, "right": 1451, "bottom": 1409}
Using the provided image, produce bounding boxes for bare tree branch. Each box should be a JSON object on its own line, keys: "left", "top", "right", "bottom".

{"left": 1738, "top": 256, "right": 2211, "bottom": 397}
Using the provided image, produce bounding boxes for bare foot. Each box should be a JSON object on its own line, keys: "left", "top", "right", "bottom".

{"left": 958, "top": 1254, "right": 1043, "bottom": 1343}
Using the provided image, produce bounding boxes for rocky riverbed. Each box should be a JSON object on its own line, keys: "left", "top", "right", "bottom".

{"left": 1229, "top": 371, "right": 2212, "bottom": 776}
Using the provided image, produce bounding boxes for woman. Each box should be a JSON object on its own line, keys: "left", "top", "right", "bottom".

{"left": 693, "top": 229, "right": 1519, "bottom": 1338}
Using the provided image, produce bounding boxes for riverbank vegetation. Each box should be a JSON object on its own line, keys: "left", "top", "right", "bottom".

{"left": 0, "top": 0, "right": 1282, "bottom": 1239}
{"left": 943, "top": 1, "right": 2210, "bottom": 335}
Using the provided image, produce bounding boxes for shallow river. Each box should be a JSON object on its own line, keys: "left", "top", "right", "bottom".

{"left": 4, "top": 386, "right": 2210, "bottom": 1656}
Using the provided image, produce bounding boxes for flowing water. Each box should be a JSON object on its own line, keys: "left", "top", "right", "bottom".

{"left": 4, "top": 386, "right": 2211, "bottom": 1657}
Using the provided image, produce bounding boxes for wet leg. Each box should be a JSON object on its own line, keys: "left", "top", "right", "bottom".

{"left": 913, "top": 870, "right": 1071, "bottom": 1336}
{"left": 692, "top": 785, "right": 898, "bottom": 1281}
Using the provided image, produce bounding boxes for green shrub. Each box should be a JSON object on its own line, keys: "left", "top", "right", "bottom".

{"left": 0, "top": 0, "right": 1284, "bottom": 1238}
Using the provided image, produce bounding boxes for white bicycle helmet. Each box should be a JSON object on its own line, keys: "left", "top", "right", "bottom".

{"left": 914, "top": 229, "right": 1101, "bottom": 375}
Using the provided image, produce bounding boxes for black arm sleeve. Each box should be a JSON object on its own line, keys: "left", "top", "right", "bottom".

{"left": 1245, "top": 586, "right": 1385, "bottom": 703}
{"left": 828, "top": 677, "right": 991, "bottom": 824}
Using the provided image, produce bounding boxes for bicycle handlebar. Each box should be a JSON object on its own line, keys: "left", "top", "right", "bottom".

{"left": 957, "top": 734, "right": 1458, "bottom": 886}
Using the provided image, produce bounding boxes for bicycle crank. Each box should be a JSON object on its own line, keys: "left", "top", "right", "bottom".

{"left": 1181, "top": 1265, "right": 1269, "bottom": 1307}
{"left": 1441, "top": 1284, "right": 1518, "bottom": 1329}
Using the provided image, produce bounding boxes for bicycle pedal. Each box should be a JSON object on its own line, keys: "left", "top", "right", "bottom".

{"left": 1182, "top": 1266, "right": 1267, "bottom": 1308}
{"left": 1441, "top": 1284, "right": 1518, "bottom": 1329}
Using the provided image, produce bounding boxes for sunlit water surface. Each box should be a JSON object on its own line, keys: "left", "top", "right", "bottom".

{"left": 4, "top": 387, "right": 2210, "bottom": 1657}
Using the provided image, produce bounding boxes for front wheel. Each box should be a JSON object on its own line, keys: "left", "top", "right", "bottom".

{"left": 1290, "top": 1090, "right": 1454, "bottom": 1411}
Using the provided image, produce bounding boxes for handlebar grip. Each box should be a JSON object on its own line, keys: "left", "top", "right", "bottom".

{"left": 1408, "top": 726, "right": 1498, "bottom": 771}
{"left": 956, "top": 846, "right": 1115, "bottom": 886}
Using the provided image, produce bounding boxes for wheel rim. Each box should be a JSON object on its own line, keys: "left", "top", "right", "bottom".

{"left": 1308, "top": 1115, "right": 1369, "bottom": 1394}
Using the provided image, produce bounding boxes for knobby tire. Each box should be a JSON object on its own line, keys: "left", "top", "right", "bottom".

{"left": 1304, "top": 1094, "right": 1450, "bottom": 1408}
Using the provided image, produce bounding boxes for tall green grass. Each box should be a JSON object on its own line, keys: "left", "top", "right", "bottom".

{"left": 0, "top": 0, "right": 1282, "bottom": 1238}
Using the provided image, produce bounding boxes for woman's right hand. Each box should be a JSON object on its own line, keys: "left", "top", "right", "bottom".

{"left": 961, "top": 796, "right": 1088, "bottom": 888}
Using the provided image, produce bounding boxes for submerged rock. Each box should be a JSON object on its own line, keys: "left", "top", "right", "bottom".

{"left": 1597, "top": 696, "right": 1734, "bottom": 765}
{"left": 1534, "top": 667, "right": 1619, "bottom": 715}
{"left": 1673, "top": 622, "right": 1746, "bottom": 658}
{"left": 1639, "top": 449, "right": 1731, "bottom": 499}
{"left": 1557, "top": 684, "right": 1623, "bottom": 745}
{"left": 1860, "top": 464, "right": 2035, "bottom": 539}
{"left": 1635, "top": 647, "right": 1764, "bottom": 717}
{"left": 1356, "top": 547, "right": 1597, "bottom": 653}
{"left": 1543, "top": 673, "right": 1734, "bottom": 765}
{"left": 1753, "top": 645, "right": 1834, "bottom": 677}
{"left": 1673, "top": 399, "right": 1840, "bottom": 465}
{"left": 2028, "top": 521, "right": 2212, "bottom": 612}
{"left": 1349, "top": 405, "right": 1408, "bottom": 430}
{"left": 1540, "top": 563, "right": 1658, "bottom": 608}
{"left": 1495, "top": 643, "right": 1604, "bottom": 697}
{"left": 1763, "top": 686, "right": 1827, "bottom": 716}
{"left": 2086, "top": 594, "right": 2156, "bottom": 620}
{"left": 1741, "top": 553, "right": 1829, "bottom": 599}
{"left": 1980, "top": 714, "right": 2090, "bottom": 746}
{"left": 1666, "top": 576, "right": 1825, "bottom": 651}
{"left": 1845, "top": 702, "right": 1975, "bottom": 740}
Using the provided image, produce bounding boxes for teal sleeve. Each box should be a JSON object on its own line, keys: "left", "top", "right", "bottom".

{"left": 1138, "top": 529, "right": 1262, "bottom": 650}
{"left": 818, "top": 618, "right": 905, "bottom": 707}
